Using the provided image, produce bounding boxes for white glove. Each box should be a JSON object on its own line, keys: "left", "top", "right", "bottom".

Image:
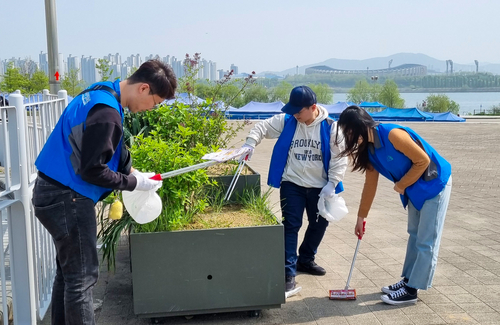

{"left": 132, "top": 170, "right": 163, "bottom": 191}
{"left": 319, "top": 182, "right": 336, "bottom": 198}
{"left": 238, "top": 144, "right": 254, "bottom": 162}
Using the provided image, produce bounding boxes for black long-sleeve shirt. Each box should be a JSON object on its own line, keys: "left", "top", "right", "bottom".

{"left": 79, "top": 104, "right": 137, "bottom": 191}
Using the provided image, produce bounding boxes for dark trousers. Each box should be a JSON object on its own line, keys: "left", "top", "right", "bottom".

{"left": 280, "top": 181, "right": 328, "bottom": 277}
{"left": 32, "top": 177, "right": 98, "bottom": 325}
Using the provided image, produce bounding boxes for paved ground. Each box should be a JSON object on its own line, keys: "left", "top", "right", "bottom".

{"left": 39, "top": 120, "right": 500, "bottom": 325}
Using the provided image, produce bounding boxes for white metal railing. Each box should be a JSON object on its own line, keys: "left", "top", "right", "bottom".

{"left": 0, "top": 89, "right": 67, "bottom": 324}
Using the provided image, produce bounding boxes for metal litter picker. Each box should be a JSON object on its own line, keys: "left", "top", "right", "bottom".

{"left": 123, "top": 148, "right": 251, "bottom": 224}
{"left": 149, "top": 148, "right": 250, "bottom": 202}
{"left": 329, "top": 220, "right": 366, "bottom": 300}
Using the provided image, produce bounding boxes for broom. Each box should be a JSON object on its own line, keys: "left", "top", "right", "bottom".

{"left": 329, "top": 220, "right": 366, "bottom": 300}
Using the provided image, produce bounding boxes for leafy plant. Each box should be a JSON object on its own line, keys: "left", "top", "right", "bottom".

{"left": 423, "top": 94, "right": 460, "bottom": 114}
{"left": 98, "top": 53, "right": 268, "bottom": 270}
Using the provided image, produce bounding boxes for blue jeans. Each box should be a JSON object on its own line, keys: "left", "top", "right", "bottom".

{"left": 32, "top": 176, "right": 98, "bottom": 325}
{"left": 280, "top": 181, "right": 328, "bottom": 277}
{"left": 403, "top": 176, "right": 452, "bottom": 290}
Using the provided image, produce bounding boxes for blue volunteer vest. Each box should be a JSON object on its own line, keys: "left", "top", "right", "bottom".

{"left": 35, "top": 80, "right": 124, "bottom": 203}
{"left": 368, "top": 123, "right": 451, "bottom": 210}
{"left": 268, "top": 114, "right": 344, "bottom": 193}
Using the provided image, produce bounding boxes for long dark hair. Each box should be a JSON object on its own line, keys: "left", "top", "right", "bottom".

{"left": 335, "top": 105, "right": 379, "bottom": 172}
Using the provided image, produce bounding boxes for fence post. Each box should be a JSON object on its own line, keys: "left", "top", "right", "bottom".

{"left": 57, "top": 89, "right": 68, "bottom": 109}
{"left": 9, "top": 93, "right": 37, "bottom": 324}
{"left": 42, "top": 89, "right": 50, "bottom": 102}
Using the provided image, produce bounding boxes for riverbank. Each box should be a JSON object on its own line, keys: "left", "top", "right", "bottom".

{"left": 331, "top": 87, "right": 500, "bottom": 93}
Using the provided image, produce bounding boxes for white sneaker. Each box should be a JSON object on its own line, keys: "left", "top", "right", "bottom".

{"left": 285, "top": 286, "right": 302, "bottom": 299}
{"left": 381, "top": 278, "right": 407, "bottom": 294}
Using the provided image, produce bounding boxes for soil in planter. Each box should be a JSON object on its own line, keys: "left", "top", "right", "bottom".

{"left": 181, "top": 204, "right": 277, "bottom": 230}
{"left": 206, "top": 163, "right": 254, "bottom": 176}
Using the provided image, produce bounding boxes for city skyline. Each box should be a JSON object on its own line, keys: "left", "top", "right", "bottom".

{"left": 2, "top": 0, "right": 499, "bottom": 74}
{"left": 1, "top": 51, "right": 235, "bottom": 86}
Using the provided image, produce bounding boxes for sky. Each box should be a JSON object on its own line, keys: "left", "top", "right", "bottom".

{"left": 2, "top": 0, "right": 499, "bottom": 74}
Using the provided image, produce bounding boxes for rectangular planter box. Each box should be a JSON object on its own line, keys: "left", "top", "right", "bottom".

{"left": 130, "top": 223, "right": 285, "bottom": 318}
{"left": 209, "top": 164, "right": 260, "bottom": 201}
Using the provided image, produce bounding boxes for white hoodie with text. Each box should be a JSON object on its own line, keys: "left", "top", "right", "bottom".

{"left": 245, "top": 105, "right": 348, "bottom": 189}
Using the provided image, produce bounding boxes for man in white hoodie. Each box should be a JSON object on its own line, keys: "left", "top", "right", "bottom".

{"left": 239, "top": 86, "right": 348, "bottom": 297}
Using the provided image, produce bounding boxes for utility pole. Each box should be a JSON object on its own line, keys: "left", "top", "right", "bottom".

{"left": 44, "top": 0, "right": 61, "bottom": 93}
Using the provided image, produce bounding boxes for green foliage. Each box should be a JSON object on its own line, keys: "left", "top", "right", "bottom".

{"left": 129, "top": 134, "right": 212, "bottom": 232}
{"left": 243, "top": 83, "right": 269, "bottom": 103}
{"left": 98, "top": 53, "right": 267, "bottom": 269}
{"left": 26, "top": 70, "right": 49, "bottom": 94}
{"left": 378, "top": 80, "right": 405, "bottom": 108}
{"left": 270, "top": 81, "right": 293, "bottom": 103}
{"left": 96, "top": 58, "right": 113, "bottom": 81}
{"left": 347, "top": 79, "right": 372, "bottom": 104}
{"left": 61, "top": 69, "right": 85, "bottom": 97}
{"left": 309, "top": 83, "right": 333, "bottom": 104}
{"left": 238, "top": 187, "right": 278, "bottom": 224}
{"left": 0, "top": 63, "right": 29, "bottom": 93}
{"left": 424, "top": 94, "right": 460, "bottom": 114}
{"left": 489, "top": 104, "right": 500, "bottom": 115}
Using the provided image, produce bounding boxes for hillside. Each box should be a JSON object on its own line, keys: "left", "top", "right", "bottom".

{"left": 260, "top": 53, "right": 500, "bottom": 76}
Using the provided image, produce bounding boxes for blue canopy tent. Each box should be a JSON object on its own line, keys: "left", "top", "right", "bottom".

{"left": 165, "top": 92, "right": 205, "bottom": 105}
{"left": 427, "top": 112, "right": 466, "bottom": 122}
{"left": 370, "top": 107, "right": 433, "bottom": 121}
{"left": 226, "top": 101, "right": 284, "bottom": 120}
{"left": 359, "top": 101, "right": 386, "bottom": 112}
{"left": 320, "top": 101, "right": 356, "bottom": 119}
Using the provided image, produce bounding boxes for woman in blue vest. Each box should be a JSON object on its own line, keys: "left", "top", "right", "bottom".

{"left": 336, "top": 106, "right": 452, "bottom": 305}
{"left": 240, "top": 86, "right": 348, "bottom": 298}
{"left": 32, "top": 60, "right": 177, "bottom": 325}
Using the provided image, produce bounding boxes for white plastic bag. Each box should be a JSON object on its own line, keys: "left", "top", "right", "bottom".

{"left": 317, "top": 194, "right": 348, "bottom": 222}
{"left": 122, "top": 189, "right": 162, "bottom": 224}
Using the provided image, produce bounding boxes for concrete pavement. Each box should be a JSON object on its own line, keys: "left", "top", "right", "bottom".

{"left": 39, "top": 120, "right": 500, "bottom": 325}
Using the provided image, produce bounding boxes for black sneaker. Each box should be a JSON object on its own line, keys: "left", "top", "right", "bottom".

{"left": 296, "top": 261, "right": 326, "bottom": 276}
{"left": 381, "top": 278, "right": 407, "bottom": 294}
{"left": 381, "top": 287, "right": 418, "bottom": 305}
{"left": 285, "top": 275, "right": 301, "bottom": 298}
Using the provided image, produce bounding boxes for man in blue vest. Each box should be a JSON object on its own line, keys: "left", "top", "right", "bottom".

{"left": 32, "top": 60, "right": 177, "bottom": 325}
{"left": 239, "top": 86, "right": 348, "bottom": 298}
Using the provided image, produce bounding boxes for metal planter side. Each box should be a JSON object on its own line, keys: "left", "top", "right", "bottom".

{"left": 130, "top": 223, "right": 285, "bottom": 318}
{"left": 208, "top": 165, "right": 261, "bottom": 201}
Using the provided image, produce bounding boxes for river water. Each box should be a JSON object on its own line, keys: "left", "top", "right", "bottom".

{"left": 333, "top": 92, "right": 500, "bottom": 115}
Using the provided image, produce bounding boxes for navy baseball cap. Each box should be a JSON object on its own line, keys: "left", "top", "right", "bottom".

{"left": 281, "top": 86, "right": 317, "bottom": 115}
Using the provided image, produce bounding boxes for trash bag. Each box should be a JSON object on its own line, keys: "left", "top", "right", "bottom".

{"left": 317, "top": 194, "right": 348, "bottom": 222}
{"left": 122, "top": 189, "right": 162, "bottom": 224}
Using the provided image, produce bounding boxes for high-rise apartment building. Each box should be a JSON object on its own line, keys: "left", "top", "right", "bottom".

{"left": 81, "top": 56, "right": 98, "bottom": 86}
{"left": 39, "top": 52, "right": 49, "bottom": 75}
{"left": 67, "top": 55, "right": 81, "bottom": 79}
{"left": 230, "top": 64, "right": 238, "bottom": 75}
{"left": 209, "top": 61, "right": 217, "bottom": 81}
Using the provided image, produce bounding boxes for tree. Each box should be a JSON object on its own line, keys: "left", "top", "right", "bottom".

{"left": 270, "top": 81, "right": 293, "bottom": 103}
{"left": 26, "top": 70, "right": 49, "bottom": 95}
{"left": 194, "top": 82, "right": 215, "bottom": 100}
{"left": 243, "top": 83, "right": 269, "bottom": 103}
{"left": 346, "top": 79, "right": 372, "bottom": 104}
{"left": 424, "top": 94, "right": 460, "bottom": 114}
{"left": 309, "top": 83, "right": 333, "bottom": 104}
{"left": 96, "top": 58, "right": 113, "bottom": 81}
{"left": 378, "top": 80, "right": 405, "bottom": 108}
{"left": 61, "top": 69, "right": 85, "bottom": 97}
{"left": 0, "top": 63, "right": 29, "bottom": 93}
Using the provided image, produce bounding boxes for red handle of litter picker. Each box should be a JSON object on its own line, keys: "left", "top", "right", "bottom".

{"left": 358, "top": 220, "right": 366, "bottom": 240}
{"left": 150, "top": 174, "right": 162, "bottom": 181}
